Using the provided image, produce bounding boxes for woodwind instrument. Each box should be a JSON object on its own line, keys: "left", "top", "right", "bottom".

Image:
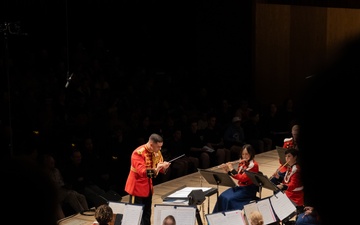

{"left": 217, "top": 159, "right": 246, "bottom": 168}
{"left": 269, "top": 161, "right": 288, "bottom": 180}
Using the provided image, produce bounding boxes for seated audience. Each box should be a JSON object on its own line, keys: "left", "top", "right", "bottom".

{"left": 40, "top": 153, "right": 89, "bottom": 215}
{"left": 182, "top": 120, "right": 212, "bottom": 169}
{"left": 223, "top": 116, "right": 245, "bottom": 161}
{"left": 3, "top": 156, "right": 60, "bottom": 225}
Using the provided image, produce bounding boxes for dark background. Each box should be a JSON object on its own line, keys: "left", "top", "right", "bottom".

{"left": 1, "top": 0, "right": 253, "bottom": 87}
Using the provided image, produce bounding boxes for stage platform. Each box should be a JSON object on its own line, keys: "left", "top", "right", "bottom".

{"left": 121, "top": 149, "right": 280, "bottom": 225}
{"left": 58, "top": 150, "right": 280, "bottom": 225}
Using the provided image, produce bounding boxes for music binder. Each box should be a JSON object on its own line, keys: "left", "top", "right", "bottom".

{"left": 198, "top": 168, "right": 237, "bottom": 188}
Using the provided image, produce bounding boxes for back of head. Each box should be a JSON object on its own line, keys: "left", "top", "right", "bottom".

{"left": 249, "top": 211, "right": 264, "bottom": 225}
{"left": 95, "top": 204, "right": 113, "bottom": 225}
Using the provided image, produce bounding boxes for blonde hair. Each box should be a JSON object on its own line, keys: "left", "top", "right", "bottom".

{"left": 249, "top": 211, "right": 264, "bottom": 225}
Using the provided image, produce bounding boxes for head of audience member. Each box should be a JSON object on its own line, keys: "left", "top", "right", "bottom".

{"left": 3, "top": 157, "right": 59, "bottom": 225}
{"left": 249, "top": 210, "right": 264, "bottom": 225}
{"left": 95, "top": 204, "right": 113, "bottom": 225}
{"left": 162, "top": 215, "right": 176, "bottom": 225}
{"left": 298, "top": 34, "right": 360, "bottom": 225}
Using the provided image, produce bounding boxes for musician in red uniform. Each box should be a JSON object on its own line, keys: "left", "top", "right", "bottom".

{"left": 271, "top": 124, "right": 299, "bottom": 184}
{"left": 277, "top": 148, "right": 304, "bottom": 210}
{"left": 125, "top": 133, "right": 171, "bottom": 225}
{"left": 213, "top": 144, "right": 259, "bottom": 213}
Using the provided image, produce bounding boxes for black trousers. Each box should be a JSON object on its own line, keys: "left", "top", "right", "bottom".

{"left": 129, "top": 194, "right": 152, "bottom": 225}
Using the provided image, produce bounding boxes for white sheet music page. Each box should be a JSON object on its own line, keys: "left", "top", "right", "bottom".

{"left": 154, "top": 205, "right": 196, "bottom": 225}
{"left": 205, "top": 210, "right": 246, "bottom": 225}
{"left": 166, "top": 187, "right": 211, "bottom": 198}
{"left": 270, "top": 191, "right": 296, "bottom": 221}
{"left": 256, "top": 198, "right": 277, "bottom": 224}
{"left": 243, "top": 201, "right": 258, "bottom": 225}
{"left": 108, "top": 201, "right": 126, "bottom": 214}
{"left": 121, "top": 204, "right": 143, "bottom": 225}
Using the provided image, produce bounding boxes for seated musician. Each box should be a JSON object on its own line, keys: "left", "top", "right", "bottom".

{"left": 271, "top": 124, "right": 299, "bottom": 185}
{"left": 212, "top": 144, "right": 259, "bottom": 213}
{"left": 276, "top": 148, "right": 304, "bottom": 213}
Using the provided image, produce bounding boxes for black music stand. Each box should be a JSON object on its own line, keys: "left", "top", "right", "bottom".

{"left": 244, "top": 171, "right": 279, "bottom": 199}
{"left": 198, "top": 169, "right": 236, "bottom": 199}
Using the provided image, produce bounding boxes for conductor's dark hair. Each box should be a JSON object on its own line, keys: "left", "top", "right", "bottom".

{"left": 149, "top": 133, "right": 163, "bottom": 143}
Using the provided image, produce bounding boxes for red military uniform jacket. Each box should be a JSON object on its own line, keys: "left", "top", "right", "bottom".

{"left": 282, "top": 163, "right": 304, "bottom": 206}
{"left": 231, "top": 159, "right": 259, "bottom": 186}
{"left": 278, "top": 137, "right": 297, "bottom": 173}
{"left": 125, "top": 144, "right": 164, "bottom": 197}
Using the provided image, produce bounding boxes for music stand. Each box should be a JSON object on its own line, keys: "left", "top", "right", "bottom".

{"left": 198, "top": 169, "right": 236, "bottom": 199}
{"left": 244, "top": 171, "right": 279, "bottom": 199}
{"left": 276, "top": 146, "right": 287, "bottom": 165}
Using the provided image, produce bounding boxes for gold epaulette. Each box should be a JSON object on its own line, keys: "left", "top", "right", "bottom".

{"left": 136, "top": 148, "right": 145, "bottom": 155}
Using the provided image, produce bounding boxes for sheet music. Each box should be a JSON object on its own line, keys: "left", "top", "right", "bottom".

{"left": 270, "top": 191, "right": 296, "bottom": 221}
{"left": 166, "top": 187, "right": 211, "bottom": 198}
{"left": 154, "top": 205, "right": 196, "bottom": 225}
{"left": 243, "top": 198, "right": 277, "bottom": 225}
{"left": 121, "top": 204, "right": 143, "bottom": 225}
{"left": 205, "top": 209, "right": 246, "bottom": 225}
{"left": 243, "top": 201, "right": 259, "bottom": 225}
{"left": 108, "top": 201, "right": 126, "bottom": 214}
{"left": 256, "top": 198, "right": 277, "bottom": 224}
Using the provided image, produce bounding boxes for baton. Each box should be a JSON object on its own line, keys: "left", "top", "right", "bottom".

{"left": 168, "top": 154, "right": 185, "bottom": 163}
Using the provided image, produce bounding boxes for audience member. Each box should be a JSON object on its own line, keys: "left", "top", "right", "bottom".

{"left": 61, "top": 149, "right": 109, "bottom": 208}
{"left": 242, "top": 110, "right": 272, "bottom": 154}
{"left": 223, "top": 116, "right": 245, "bottom": 160}
{"left": 125, "top": 133, "right": 171, "bottom": 225}
{"left": 182, "top": 120, "right": 212, "bottom": 169}
{"left": 94, "top": 204, "right": 113, "bottom": 225}
{"left": 260, "top": 102, "right": 285, "bottom": 148}
{"left": 40, "top": 153, "right": 89, "bottom": 215}
{"left": 162, "top": 128, "right": 198, "bottom": 180}
{"left": 3, "top": 157, "right": 60, "bottom": 225}
{"left": 213, "top": 144, "right": 259, "bottom": 213}
{"left": 202, "top": 114, "right": 231, "bottom": 166}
